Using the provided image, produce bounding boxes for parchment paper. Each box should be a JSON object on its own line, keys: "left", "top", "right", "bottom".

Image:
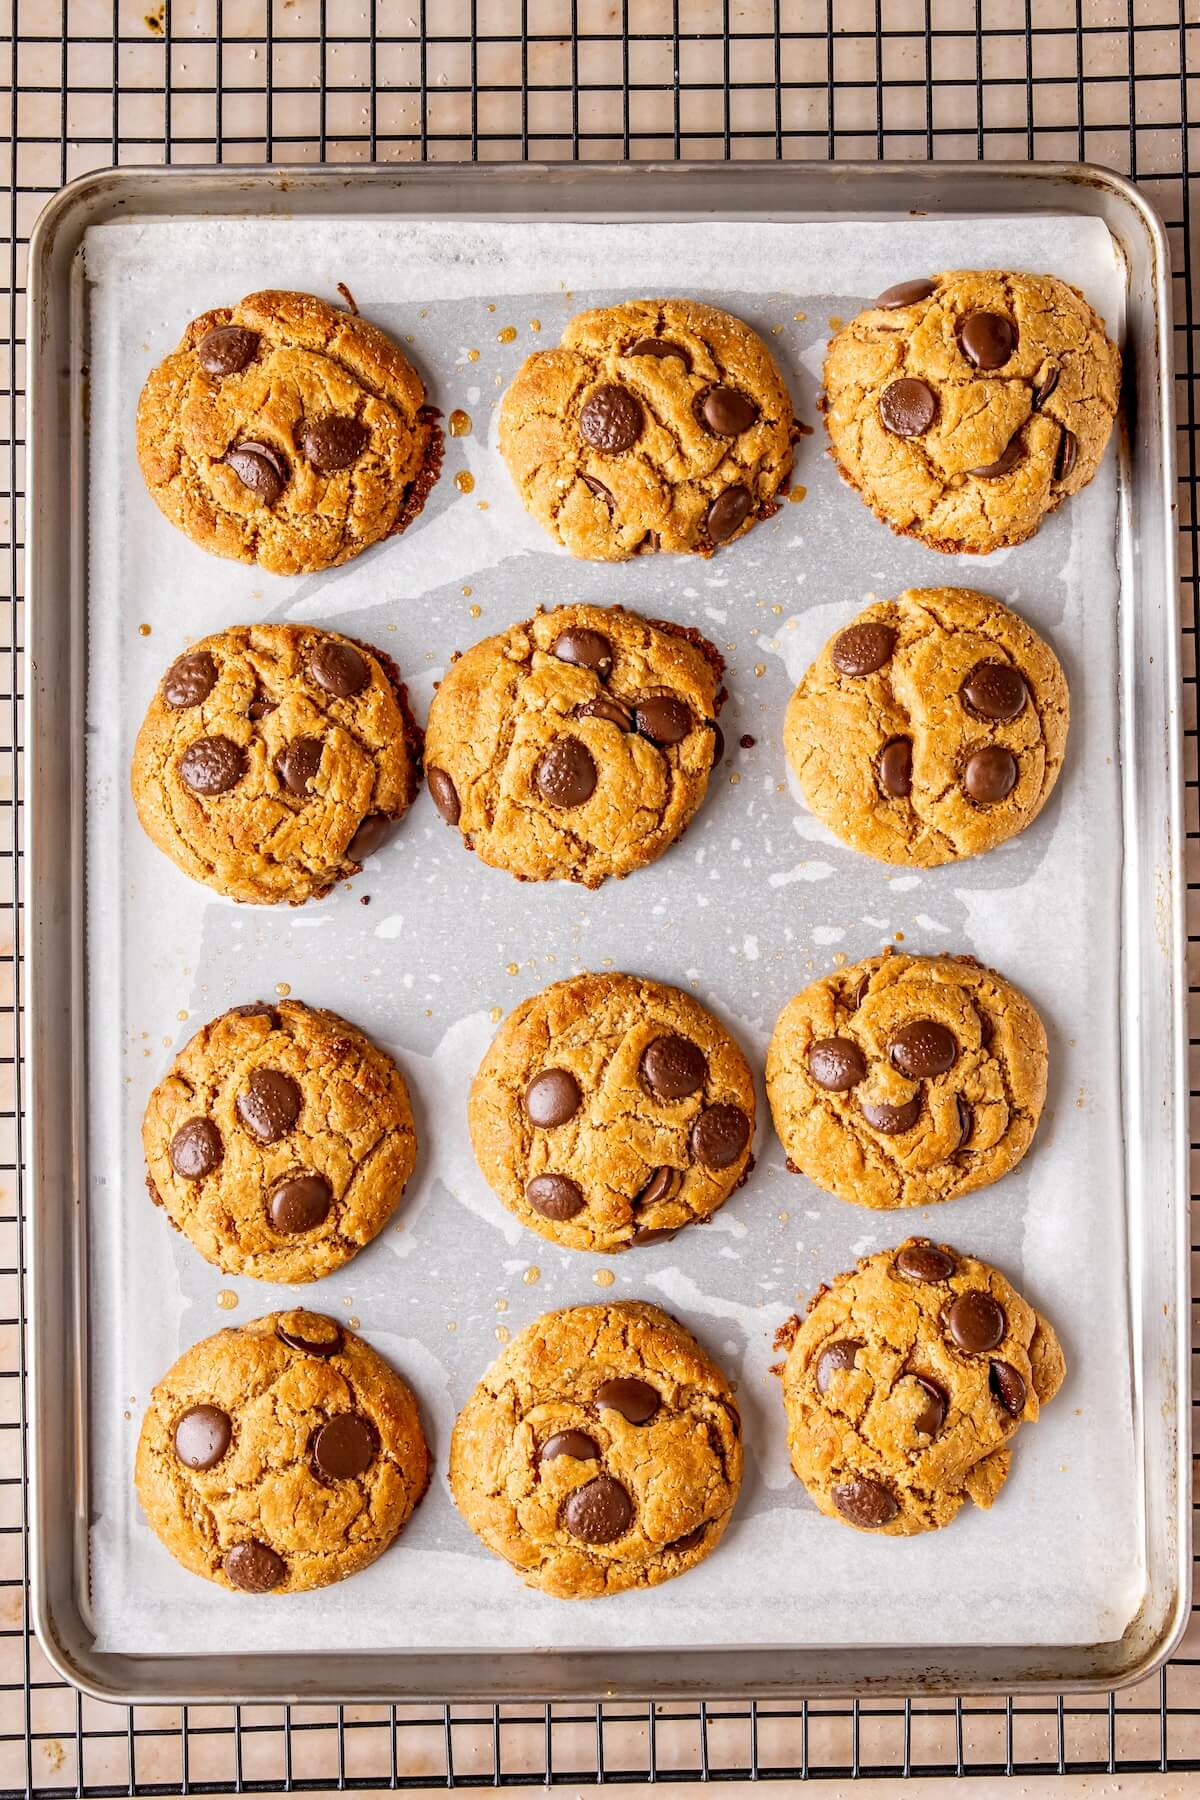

{"left": 82, "top": 212, "right": 1141, "bottom": 1655}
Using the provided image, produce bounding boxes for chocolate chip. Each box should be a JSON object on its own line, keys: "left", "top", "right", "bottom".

{"left": 878, "top": 737, "right": 912, "bottom": 798}
{"left": 576, "top": 694, "right": 633, "bottom": 730}
{"left": 947, "top": 1291, "right": 1006, "bottom": 1353}
{"left": 700, "top": 386, "right": 759, "bottom": 435}
{"left": 911, "top": 1376, "right": 947, "bottom": 1437}
{"left": 561, "top": 1474, "right": 633, "bottom": 1544}
{"left": 308, "top": 640, "right": 369, "bottom": 698}
{"left": 889, "top": 1020, "right": 957, "bottom": 1078}
{"left": 197, "top": 325, "right": 259, "bottom": 376}
{"left": 633, "top": 695, "right": 692, "bottom": 745}
{"left": 956, "top": 1096, "right": 973, "bottom": 1148}
{"left": 427, "top": 768, "right": 460, "bottom": 825}
{"left": 174, "top": 1404, "right": 231, "bottom": 1470}
{"left": 706, "top": 485, "right": 753, "bottom": 543}
{"left": 525, "top": 1174, "right": 585, "bottom": 1220}
{"left": 631, "top": 1225, "right": 679, "bottom": 1246}
{"left": 596, "top": 1378, "right": 660, "bottom": 1424}
{"left": 831, "top": 623, "right": 895, "bottom": 677}
{"left": 860, "top": 1093, "right": 922, "bottom": 1134}
{"left": 274, "top": 737, "right": 324, "bottom": 795}
{"left": 525, "top": 1068, "right": 582, "bottom": 1127}
{"left": 977, "top": 1012, "right": 994, "bottom": 1050}
{"left": 180, "top": 735, "right": 246, "bottom": 796}
{"left": 816, "top": 1338, "right": 861, "bottom": 1393}
{"left": 580, "top": 384, "right": 643, "bottom": 453}
{"left": 960, "top": 662, "right": 1027, "bottom": 722}
{"left": 269, "top": 1173, "right": 332, "bottom": 1233}
{"left": 807, "top": 1036, "right": 867, "bottom": 1093}
{"left": 248, "top": 696, "right": 277, "bottom": 720}
{"left": 1032, "top": 365, "right": 1060, "bottom": 410}
{"left": 666, "top": 1524, "right": 707, "bottom": 1553}
{"left": 163, "top": 651, "right": 218, "bottom": 709}
{"left": 634, "top": 1167, "right": 683, "bottom": 1209}
{"left": 1054, "top": 428, "right": 1078, "bottom": 482}
{"left": 878, "top": 378, "right": 936, "bottom": 437}
{"left": 234, "top": 1002, "right": 279, "bottom": 1024}
{"left": 711, "top": 723, "right": 725, "bottom": 762}
{"left": 535, "top": 738, "right": 597, "bottom": 808}
{"left": 225, "top": 441, "right": 287, "bottom": 504}
{"left": 236, "top": 1068, "right": 301, "bottom": 1143}
{"left": 276, "top": 1316, "right": 343, "bottom": 1357}
{"left": 895, "top": 1243, "right": 956, "bottom": 1283}
{"left": 641, "top": 1035, "right": 707, "bottom": 1101}
{"left": 314, "top": 1413, "right": 374, "bottom": 1479}
{"left": 540, "top": 1430, "right": 600, "bottom": 1463}
{"left": 625, "top": 337, "right": 692, "bottom": 371}
{"left": 968, "top": 436, "right": 1024, "bottom": 478}
{"left": 347, "top": 813, "right": 392, "bottom": 861}
{"left": 832, "top": 1477, "right": 898, "bottom": 1529}
{"left": 959, "top": 311, "right": 1016, "bottom": 370}
{"left": 690, "top": 1103, "right": 750, "bottom": 1169}
{"left": 580, "top": 473, "right": 615, "bottom": 511}
{"left": 169, "top": 1117, "right": 222, "bottom": 1180}
{"left": 224, "top": 1540, "right": 285, "bottom": 1592}
{"left": 296, "top": 415, "right": 368, "bottom": 472}
{"left": 551, "top": 629, "right": 613, "bottom": 677}
{"left": 852, "top": 972, "right": 872, "bottom": 1009}
{"left": 963, "top": 746, "right": 1018, "bottom": 805}
{"left": 875, "top": 278, "right": 936, "bottom": 309}
{"left": 990, "top": 1360, "right": 1027, "bottom": 1416}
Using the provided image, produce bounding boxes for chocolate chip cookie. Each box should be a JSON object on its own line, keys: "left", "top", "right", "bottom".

{"left": 766, "top": 952, "right": 1047, "bottom": 1210}
{"left": 424, "top": 605, "right": 723, "bottom": 887}
{"left": 143, "top": 999, "right": 416, "bottom": 1282}
{"left": 136, "top": 289, "right": 442, "bottom": 575}
{"left": 499, "top": 299, "right": 796, "bottom": 560}
{"left": 823, "top": 270, "right": 1119, "bottom": 553}
{"left": 775, "top": 1239, "right": 1064, "bottom": 1535}
{"left": 449, "top": 1301, "right": 742, "bottom": 1597}
{"left": 132, "top": 624, "right": 419, "bottom": 905}
{"left": 784, "top": 587, "right": 1069, "bottom": 866}
{"left": 469, "top": 972, "right": 756, "bottom": 1253}
{"left": 135, "top": 1311, "right": 429, "bottom": 1591}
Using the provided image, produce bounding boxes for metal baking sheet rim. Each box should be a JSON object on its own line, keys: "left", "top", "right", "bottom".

{"left": 22, "top": 159, "right": 1188, "bottom": 1705}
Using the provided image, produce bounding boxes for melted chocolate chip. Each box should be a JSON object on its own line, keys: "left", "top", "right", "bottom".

{"left": 1032, "top": 365, "right": 1059, "bottom": 410}
{"left": 832, "top": 1477, "right": 898, "bottom": 1529}
{"left": 860, "top": 1093, "right": 922, "bottom": 1134}
{"left": 990, "top": 1360, "right": 1027, "bottom": 1416}
{"left": 700, "top": 386, "right": 759, "bottom": 436}
{"left": 831, "top": 623, "right": 895, "bottom": 677}
{"left": 540, "top": 1430, "right": 600, "bottom": 1463}
{"left": 561, "top": 1475, "right": 633, "bottom": 1543}
{"left": 689, "top": 1104, "right": 750, "bottom": 1169}
{"left": 875, "top": 278, "right": 937, "bottom": 308}
{"left": 225, "top": 441, "right": 287, "bottom": 504}
{"left": 1054, "top": 428, "right": 1078, "bottom": 482}
{"left": 633, "top": 694, "right": 692, "bottom": 745}
{"left": 525, "top": 1068, "right": 582, "bottom": 1127}
{"left": 968, "top": 436, "right": 1024, "bottom": 478}
{"left": 274, "top": 737, "right": 324, "bottom": 795}
{"left": 224, "top": 1540, "right": 285, "bottom": 1592}
{"left": 197, "top": 325, "right": 259, "bottom": 376}
{"left": 625, "top": 337, "right": 692, "bottom": 370}
{"left": 169, "top": 1117, "right": 222, "bottom": 1180}
{"left": 525, "top": 1174, "right": 585, "bottom": 1220}
{"left": 174, "top": 1404, "right": 232, "bottom": 1470}
{"left": 911, "top": 1376, "right": 947, "bottom": 1437}
{"left": 960, "top": 662, "right": 1027, "bottom": 722}
{"left": 816, "top": 1338, "right": 861, "bottom": 1393}
{"left": 878, "top": 737, "right": 913, "bottom": 798}
{"left": 534, "top": 738, "right": 597, "bottom": 808}
{"left": 269, "top": 1173, "right": 332, "bottom": 1233}
{"left": 179, "top": 735, "right": 246, "bottom": 796}
{"left": 878, "top": 378, "right": 936, "bottom": 437}
{"left": 579, "top": 384, "right": 643, "bottom": 454}
{"left": 963, "top": 746, "right": 1018, "bottom": 805}
{"left": 347, "top": 813, "right": 392, "bottom": 861}
{"left": 276, "top": 1316, "right": 343, "bottom": 1357}
{"left": 308, "top": 639, "right": 369, "bottom": 698}
{"left": 640, "top": 1034, "right": 707, "bottom": 1101}
{"left": 807, "top": 1036, "right": 867, "bottom": 1093}
{"left": 314, "top": 1413, "right": 375, "bottom": 1479}
{"left": 956, "top": 1096, "right": 973, "bottom": 1149}
{"left": 596, "top": 1378, "right": 660, "bottom": 1424}
{"left": 163, "top": 651, "right": 218, "bottom": 709}
{"left": 551, "top": 629, "right": 613, "bottom": 677}
{"left": 947, "top": 1290, "right": 1006, "bottom": 1354}
{"left": 959, "top": 311, "right": 1016, "bottom": 369}
{"left": 634, "top": 1167, "right": 683, "bottom": 1209}
{"left": 236, "top": 1068, "right": 301, "bottom": 1143}
{"left": 894, "top": 1243, "right": 956, "bottom": 1283}
{"left": 577, "top": 693, "right": 633, "bottom": 730}
{"left": 706, "top": 485, "right": 753, "bottom": 543}
{"left": 580, "top": 473, "right": 615, "bottom": 512}
{"left": 296, "top": 415, "right": 368, "bottom": 473}
{"left": 889, "top": 1020, "right": 957, "bottom": 1079}
{"left": 427, "top": 767, "right": 461, "bottom": 825}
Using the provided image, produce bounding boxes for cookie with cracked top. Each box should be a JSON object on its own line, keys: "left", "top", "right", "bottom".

{"left": 424, "top": 604, "right": 724, "bottom": 887}
{"left": 822, "top": 269, "right": 1120, "bottom": 553}
{"left": 449, "top": 1301, "right": 742, "bottom": 1597}
{"left": 135, "top": 1310, "right": 429, "bottom": 1591}
{"left": 470, "top": 972, "right": 756, "bottom": 1254}
{"left": 136, "top": 289, "right": 442, "bottom": 575}
{"left": 766, "top": 952, "right": 1047, "bottom": 1210}
{"left": 143, "top": 999, "right": 416, "bottom": 1282}
{"left": 132, "top": 623, "right": 420, "bottom": 904}
{"left": 775, "top": 1239, "right": 1064, "bottom": 1535}
{"left": 784, "top": 587, "right": 1069, "bottom": 866}
{"left": 498, "top": 298, "right": 796, "bottom": 559}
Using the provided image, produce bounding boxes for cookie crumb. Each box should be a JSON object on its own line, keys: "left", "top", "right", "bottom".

{"left": 360, "top": 895, "right": 370, "bottom": 906}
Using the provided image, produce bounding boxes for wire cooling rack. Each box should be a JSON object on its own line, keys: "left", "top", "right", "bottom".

{"left": 4, "top": 0, "right": 1200, "bottom": 1791}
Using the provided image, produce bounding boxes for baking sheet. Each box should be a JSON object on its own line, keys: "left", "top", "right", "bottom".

{"left": 82, "top": 212, "right": 1139, "bottom": 1656}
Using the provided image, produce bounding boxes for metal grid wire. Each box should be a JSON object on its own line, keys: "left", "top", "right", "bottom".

{"left": 2, "top": 0, "right": 1199, "bottom": 1790}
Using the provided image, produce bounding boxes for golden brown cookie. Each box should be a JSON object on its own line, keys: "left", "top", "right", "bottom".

{"left": 136, "top": 289, "right": 442, "bottom": 575}
{"left": 135, "top": 1311, "right": 429, "bottom": 1592}
{"left": 776, "top": 1239, "right": 1064, "bottom": 1535}
{"left": 469, "top": 972, "right": 756, "bottom": 1253}
{"left": 822, "top": 270, "right": 1120, "bottom": 553}
{"left": 143, "top": 999, "right": 416, "bottom": 1283}
{"left": 424, "top": 605, "right": 723, "bottom": 887}
{"left": 783, "top": 587, "right": 1069, "bottom": 866}
{"left": 498, "top": 298, "right": 796, "bottom": 560}
{"left": 449, "top": 1301, "right": 742, "bottom": 1597}
{"left": 131, "top": 623, "right": 419, "bottom": 905}
{"left": 766, "top": 953, "right": 1047, "bottom": 1210}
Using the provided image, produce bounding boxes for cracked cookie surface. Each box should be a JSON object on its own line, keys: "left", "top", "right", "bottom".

{"left": 136, "top": 289, "right": 442, "bottom": 575}
{"left": 469, "top": 972, "right": 756, "bottom": 1253}
{"left": 776, "top": 1239, "right": 1064, "bottom": 1535}
{"left": 784, "top": 587, "right": 1069, "bottom": 866}
{"left": 449, "top": 1301, "right": 742, "bottom": 1597}
{"left": 766, "top": 953, "right": 1047, "bottom": 1210}
{"left": 135, "top": 1310, "right": 429, "bottom": 1591}
{"left": 498, "top": 298, "right": 796, "bottom": 560}
{"left": 424, "top": 604, "right": 723, "bottom": 886}
{"left": 143, "top": 1000, "right": 416, "bottom": 1282}
{"left": 822, "top": 270, "right": 1119, "bottom": 553}
{"left": 132, "top": 623, "right": 419, "bottom": 905}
